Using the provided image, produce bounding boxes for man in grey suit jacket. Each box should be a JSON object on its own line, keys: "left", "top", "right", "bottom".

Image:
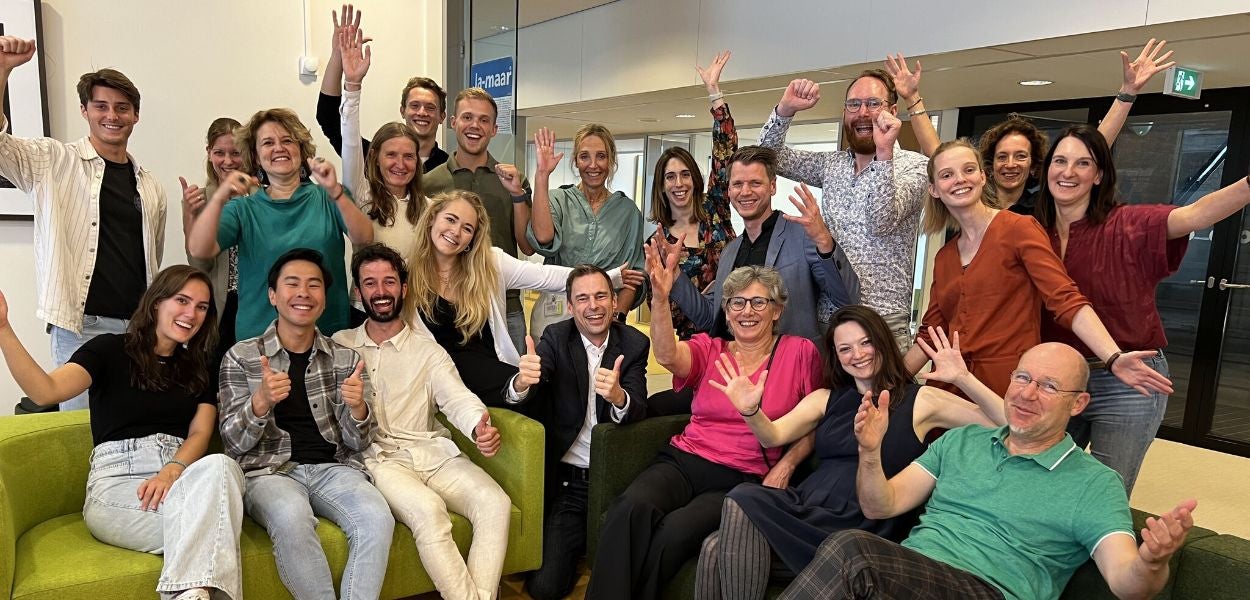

{"left": 665, "top": 146, "right": 851, "bottom": 346}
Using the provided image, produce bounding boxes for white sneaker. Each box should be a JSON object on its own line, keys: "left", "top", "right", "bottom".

{"left": 171, "top": 589, "right": 211, "bottom": 600}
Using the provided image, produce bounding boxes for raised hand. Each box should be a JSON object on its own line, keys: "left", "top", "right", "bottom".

{"left": 474, "top": 411, "right": 501, "bottom": 457}
{"left": 884, "top": 53, "right": 922, "bottom": 103}
{"left": 782, "top": 183, "right": 835, "bottom": 254}
{"left": 494, "top": 163, "right": 525, "bottom": 195}
{"left": 0, "top": 36, "right": 36, "bottom": 72}
{"left": 1120, "top": 39, "right": 1175, "bottom": 95}
{"left": 916, "top": 326, "right": 969, "bottom": 385}
{"left": 777, "top": 79, "right": 820, "bottom": 118}
{"left": 307, "top": 157, "right": 341, "bottom": 195}
{"left": 618, "top": 261, "right": 646, "bottom": 292}
{"left": 707, "top": 353, "right": 768, "bottom": 416}
{"left": 1110, "top": 350, "right": 1174, "bottom": 397}
{"left": 643, "top": 237, "right": 680, "bottom": 300}
{"left": 253, "top": 355, "right": 292, "bottom": 416}
{"left": 341, "top": 361, "right": 365, "bottom": 409}
{"left": 594, "top": 355, "right": 627, "bottom": 407}
{"left": 514, "top": 335, "right": 542, "bottom": 393}
{"left": 136, "top": 465, "right": 181, "bottom": 512}
{"left": 696, "top": 50, "right": 732, "bottom": 93}
{"left": 179, "top": 176, "right": 207, "bottom": 217}
{"left": 853, "top": 389, "right": 890, "bottom": 453}
{"left": 533, "top": 128, "right": 564, "bottom": 176}
{"left": 339, "top": 19, "right": 372, "bottom": 85}
{"left": 873, "top": 110, "right": 902, "bottom": 157}
{"left": 0, "top": 289, "right": 11, "bottom": 332}
{"left": 1139, "top": 498, "right": 1197, "bottom": 564}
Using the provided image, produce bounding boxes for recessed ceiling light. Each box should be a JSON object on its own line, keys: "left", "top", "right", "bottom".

{"left": 1018, "top": 79, "right": 1054, "bottom": 86}
{"left": 674, "top": 113, "right": 696, "bottom": 118}
{"left": 638, "top": 117, "right": 660, "bottom": 123}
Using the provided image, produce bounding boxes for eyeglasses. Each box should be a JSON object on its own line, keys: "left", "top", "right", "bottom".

{"left": 725, "top": 296, "right": 774, "bottom": 312}
{"left": 1008, "top": 371, "right": 1083, "bottom": 398}
{"left": 844, "top": 98, "right": 888, "bottom": 113}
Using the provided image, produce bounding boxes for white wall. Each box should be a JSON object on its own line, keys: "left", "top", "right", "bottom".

{"left": 517, "top": 0, "right": 1247, "bottom": 109}
{"left": 0, "top": 0, "right": 444, "bottom": 413}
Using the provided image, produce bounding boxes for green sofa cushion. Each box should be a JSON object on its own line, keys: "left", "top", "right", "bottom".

{"left": 1172, "top": 534, "right": 1250, "bottom": 600}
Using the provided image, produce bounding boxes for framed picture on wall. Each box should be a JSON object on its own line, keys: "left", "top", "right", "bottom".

{"left": 0, "top": 0, "right": 50, "bottom": 220}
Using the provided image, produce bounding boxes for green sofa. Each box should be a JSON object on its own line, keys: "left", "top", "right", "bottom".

{"left": 0, "top": 408, "right": 544, "bottom": 599}
{"left": 589, "top": 415, "right": 1250, "bottom": 599}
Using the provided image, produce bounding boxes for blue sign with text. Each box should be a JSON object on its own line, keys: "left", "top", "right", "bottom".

{"left": 470, "top": 57, "right": 514, "bottom": 98}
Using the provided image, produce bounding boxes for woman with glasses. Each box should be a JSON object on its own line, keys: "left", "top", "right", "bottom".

{"left": 902, "top": 139, "right": 1171, "bottom": 399}
{"left": 586, "top": 261, "right": 823, "bottom": 600}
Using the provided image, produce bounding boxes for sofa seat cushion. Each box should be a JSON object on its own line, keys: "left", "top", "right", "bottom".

{"left": 1172, "top": 535, "right": 1250, "bottom": 600}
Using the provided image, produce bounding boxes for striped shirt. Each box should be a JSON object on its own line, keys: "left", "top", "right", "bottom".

{"left": 0, "top": 115, "right": 166, "bottom": 333}
{"left": 218, "top": 321, "right": 375, "bottom": 476}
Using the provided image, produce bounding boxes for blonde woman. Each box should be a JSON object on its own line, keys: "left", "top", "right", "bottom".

{"left": 181, "top": 117, "right": 241, "bottom": 348}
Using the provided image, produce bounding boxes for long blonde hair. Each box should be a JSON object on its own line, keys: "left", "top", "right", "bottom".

{"left": 407, "top": 190, "right": 500, "bottom": 344}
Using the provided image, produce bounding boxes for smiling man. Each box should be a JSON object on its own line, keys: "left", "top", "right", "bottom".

{"left": 781, "top": 342, "right": 1198, "bottom": 600}
{"left": 0, "top": 36, "right": 167, "bottom": 410}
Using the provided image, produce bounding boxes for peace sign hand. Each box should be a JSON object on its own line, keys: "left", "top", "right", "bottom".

{"left": 782, "top": 183, "right": 835, "bottom": 254}
{"left": 1120, "top": 38, "right": 1175, "bottom": 95}
{"left": 707, "top": 353, "right": 767, "bottom": 416}
{"left": 594, "top": 355, "right": 627, "bottom": 407}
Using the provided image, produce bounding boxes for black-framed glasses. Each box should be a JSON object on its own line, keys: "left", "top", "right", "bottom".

{"left": 725, "top": 296, "right": 774, "bottom": 312}
{"left": 1008, "top": 370, "right": 1083, "bottom": 398}
{"left": 844, "top": 98, "right": 888, "bottom": 113}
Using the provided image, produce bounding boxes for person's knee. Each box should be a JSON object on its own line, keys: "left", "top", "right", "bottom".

{"left": 190, "top": 454, "right": 243, "bottom": 483}
{"left": 479, "top": 484, "right": 513, "bottom": 521}
{"left": 526, "top": 565, "right": 575, "bottom": 600}
{"left": 819, "top": 529, "right": 875, "bottom": 556}
{"left": 699, "top": 530, "right": 720, "bottom": 565}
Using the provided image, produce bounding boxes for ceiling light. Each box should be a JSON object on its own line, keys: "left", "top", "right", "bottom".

{"left": 674, "top": 113, "right": 696, "bottom": 118}
{"left": 1018, "top": 79, "right": 1053, "bottom": 86}
{"left": 638, "top": 117, "right": 660, "bottom": 123}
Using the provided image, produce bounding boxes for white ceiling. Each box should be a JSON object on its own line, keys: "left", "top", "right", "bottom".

{"left": 472, "top": 0, "right": 617, "bottom": 38}
{"left": 517, "top": 13, "right": 1250, "bottom": 139}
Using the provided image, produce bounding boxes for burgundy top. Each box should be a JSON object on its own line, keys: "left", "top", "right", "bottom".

{"left": 1041, "top": 204, "right": 1188, "bottom": 357}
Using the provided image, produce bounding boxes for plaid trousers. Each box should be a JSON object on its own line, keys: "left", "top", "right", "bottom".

{"left": 779, "top": 530, "right": 1004, "bottom": 600}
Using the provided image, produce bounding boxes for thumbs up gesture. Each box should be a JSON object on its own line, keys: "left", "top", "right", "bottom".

{"left": 594, "top": 355, "right": 627, "bottom": 408}
{"left": 474, "top": 411, "right": 501, "bottom": 457}
{"left": 513, "top": 335, "right": 542, "bottom": 394}
{"left": 179, "top": 176, "right": 208, "bottom": 216}
{"left": 252, "top": 355, "right": 292, "bottom": 417}
{"left": 341, "top": 361, "right": 367, "bottom": 419}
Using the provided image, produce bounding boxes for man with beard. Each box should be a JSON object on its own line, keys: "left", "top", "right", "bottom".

{"left": 758, "top": 70, "right": 929, "bottom": 349}
{"left": 780, "top": 342, "right": 1197, "bottom": 600}
{"left": 504, "top": 264, "right": 650, "bottom": 600}
{"left": 332, "top": 243, "right": 511, "bottom": 600}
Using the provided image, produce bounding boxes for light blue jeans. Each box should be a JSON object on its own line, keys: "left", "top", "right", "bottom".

{"left": 1067, "top": 352, "right": 1169, "bottom": 494}
{"left": 51, "top": 315, "right": 129, "bottom": 410}
{"left": 244, "top": 463, "right": 395, "bottom": 600}
{"left": 84, "top": 434, "right": 245, "bottom": 600}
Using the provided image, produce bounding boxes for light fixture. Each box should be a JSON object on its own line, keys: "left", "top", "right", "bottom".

{"left": 637, "top": 117, "right": 660, "bottom": 123}
{"left": 1018, "top": 79, "right": 1054, "bottom": 87}
{"left": 674, "top": 113, "right": 696, "bottom": 118}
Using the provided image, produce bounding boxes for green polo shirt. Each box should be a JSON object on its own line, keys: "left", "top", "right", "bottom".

{"left": 424, "top": 151, "right": 529, "bottom": 314}
{"left": 903, "top": 425, "right": 1133, "bottom": 600}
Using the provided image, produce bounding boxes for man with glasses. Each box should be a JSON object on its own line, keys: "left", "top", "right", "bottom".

{"left": 759, "top": 70, "right": 929, "bottom": 349}
{"left": 658, "top": 146, "right": 850, "bottom": 348}
{"left": 780, "top": 342, "right": 1198, "bottom": 600}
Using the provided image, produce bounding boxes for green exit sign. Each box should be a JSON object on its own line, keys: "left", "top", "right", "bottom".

{"left": 1164, "top": 66, "right": 1203, "bottom": 99}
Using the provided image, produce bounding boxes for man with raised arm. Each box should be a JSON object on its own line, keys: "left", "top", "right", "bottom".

{"left": 0, "top": 36, "right": 166, "bottom": 410}
{"left": 759, "top": 72, "right": 929, "bottom": 349}
{"left": 781, "top": 342, "right": 1197, "bottom": 600}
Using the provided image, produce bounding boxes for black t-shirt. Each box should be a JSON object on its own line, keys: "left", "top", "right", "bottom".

{"left": 273, "top": 349, "right": 338, "bottom": 465}
{"left": 1007, "top": 188, "right": 1040, "bottom": 217}
{"left": 418, "top": 296, "right": 517, "bottom": 404}
{"left": 68, "top": 334, "right": 216, "bottom": 446}
{"left": 733, "top": 210, "right": 780, "bottom": 269}
{"left": 84, "top": 159, "right": 147, "bottom": 318}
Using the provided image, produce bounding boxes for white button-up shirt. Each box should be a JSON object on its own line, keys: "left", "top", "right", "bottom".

{"left": 561, "top": 332, "right": 629, "bottom": 469}
{"left": 0, "top": 115, "right": 166, "bottom": 332}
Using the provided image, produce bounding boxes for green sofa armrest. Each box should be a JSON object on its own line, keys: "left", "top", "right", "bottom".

{"left": 586, "top": 414, "right": 691, "bottom": 563}
{"left": 441, "top": 407, "right": 545, "bottom": 573}
{"left": 0, "top": 411, "right": 94, "bottom": 597}
{"left": 1173, "top": 534, "right": 1250, "bottom": 599}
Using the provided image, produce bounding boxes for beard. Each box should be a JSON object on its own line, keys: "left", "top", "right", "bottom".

{"left": 843, "top": 117, "right": 877, "bottom": 154}
{"left": 363, "top": 294, "right": 402, "bottom": 323}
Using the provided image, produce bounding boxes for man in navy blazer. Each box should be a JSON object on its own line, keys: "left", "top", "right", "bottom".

{"left": 504, "top": 264, "right": 650, "bottom": 600}
{"left": 665, "top": 145, "right": 851, "bottom": 347}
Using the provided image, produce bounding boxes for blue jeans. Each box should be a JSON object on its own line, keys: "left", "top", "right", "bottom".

{"left": 84, "top": 435, "right": 245, "bottom": 599}
{"left": 51, "top": 315, "right": 129, "bottom": 410}
{"left": 243, "top": 463, "right": 394, "bottom": 600}
{"left": 1067, "top": 352, "right": 1169, "bottom": 494}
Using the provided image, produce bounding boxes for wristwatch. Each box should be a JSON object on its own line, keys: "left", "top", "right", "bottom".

{"left": 1115, "top": 92, "right": 1137, "bottom": 104}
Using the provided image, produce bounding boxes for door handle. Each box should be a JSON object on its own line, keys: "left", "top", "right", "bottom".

{"left": 1219, "top": 278, "right": 1250, "bottom": 290}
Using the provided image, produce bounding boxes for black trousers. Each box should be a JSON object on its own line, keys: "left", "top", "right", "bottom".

{"left": 587, "top": 446, "right": 757, "bottom": 600}
{"left": 646, "top": 386, "right": 695, "bottom": 417}
{"left": 780, "top": 530, "right": 1004, "bottom": 600}
{"left": 526, "top": 466, "right": 590, "bottom": 600}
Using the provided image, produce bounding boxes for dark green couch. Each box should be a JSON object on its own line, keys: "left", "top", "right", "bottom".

{"left": 589, "top": 415, "right": 1250, "bottom": 599}
{"left": 0, "top": 408, "right": 545, "bottom": 600}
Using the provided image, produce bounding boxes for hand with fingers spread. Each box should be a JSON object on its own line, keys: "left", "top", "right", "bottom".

{"left": 533, "top": 128, "right": 564, "bottom": 176}
{"left": 777, "top": 78, "right": 820, "bottom": 118}
{"left": 853, "top": 389, "right": 890, "bottom": 454}
{"left": 213, "top": 171, "right": 259, "bottom": 204}
{"left": 474, "top": 411, "right": 501, "bottom": 457}
{"left": 873, "top": 110, "right": 902, "bottom": 160}
{"left": 617, "top": 261, "right": 646, "bottom": 292}
{"left": 179, "top": 176, "right": 208, "bottom": 217}
{"left": 1120, "top": 38, "right": 1175, "bottom": 96}
{"left": 696, "top": 50, "right": 732, "bottom": 95}
{"left": 884, "top": 53, "right": 923, "bottom": 104}
{"left": 1138, "top": 498, "right": 1197, "bottom": 565}
{"left": 1110, "top": 350, "right": 1174, "bottom": 397}
{"left": 307, "top": 157, "right": 343, "bottom": 197}
{"left": 643, "top": 238, "right": 681, "bottom": 300}
{"left": 0, "top": 36, "right": 36, "bottom": 72}
{"left": 494, "top": 163, "right": 525, "bottom": 196}
{"left": 252, "top": 356, "right": 292, "bottom": 417}
{"left": 137, "top": 463, "right": 184, "bottom": 512}
{"left": 338, "top": 18, "right": 372, "bottom": 86}
{"left": 514, "top": 335, "right": 542, "bottom": 394}
{"left": 916, "top": 326, "right": 969, "bottom": 386}
{"left": 783, "top": 183, "right": 835, "bottom": 254}
{"left": 594, "top": 355, "right": 628, "bottom": 407}
{"left": 706, "top": 353, "right": 768, "bottom": 417}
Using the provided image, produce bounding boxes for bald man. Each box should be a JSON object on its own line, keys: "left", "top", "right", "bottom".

{"left": 781, "top": 343, "right": 1197, "bottom": 600}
